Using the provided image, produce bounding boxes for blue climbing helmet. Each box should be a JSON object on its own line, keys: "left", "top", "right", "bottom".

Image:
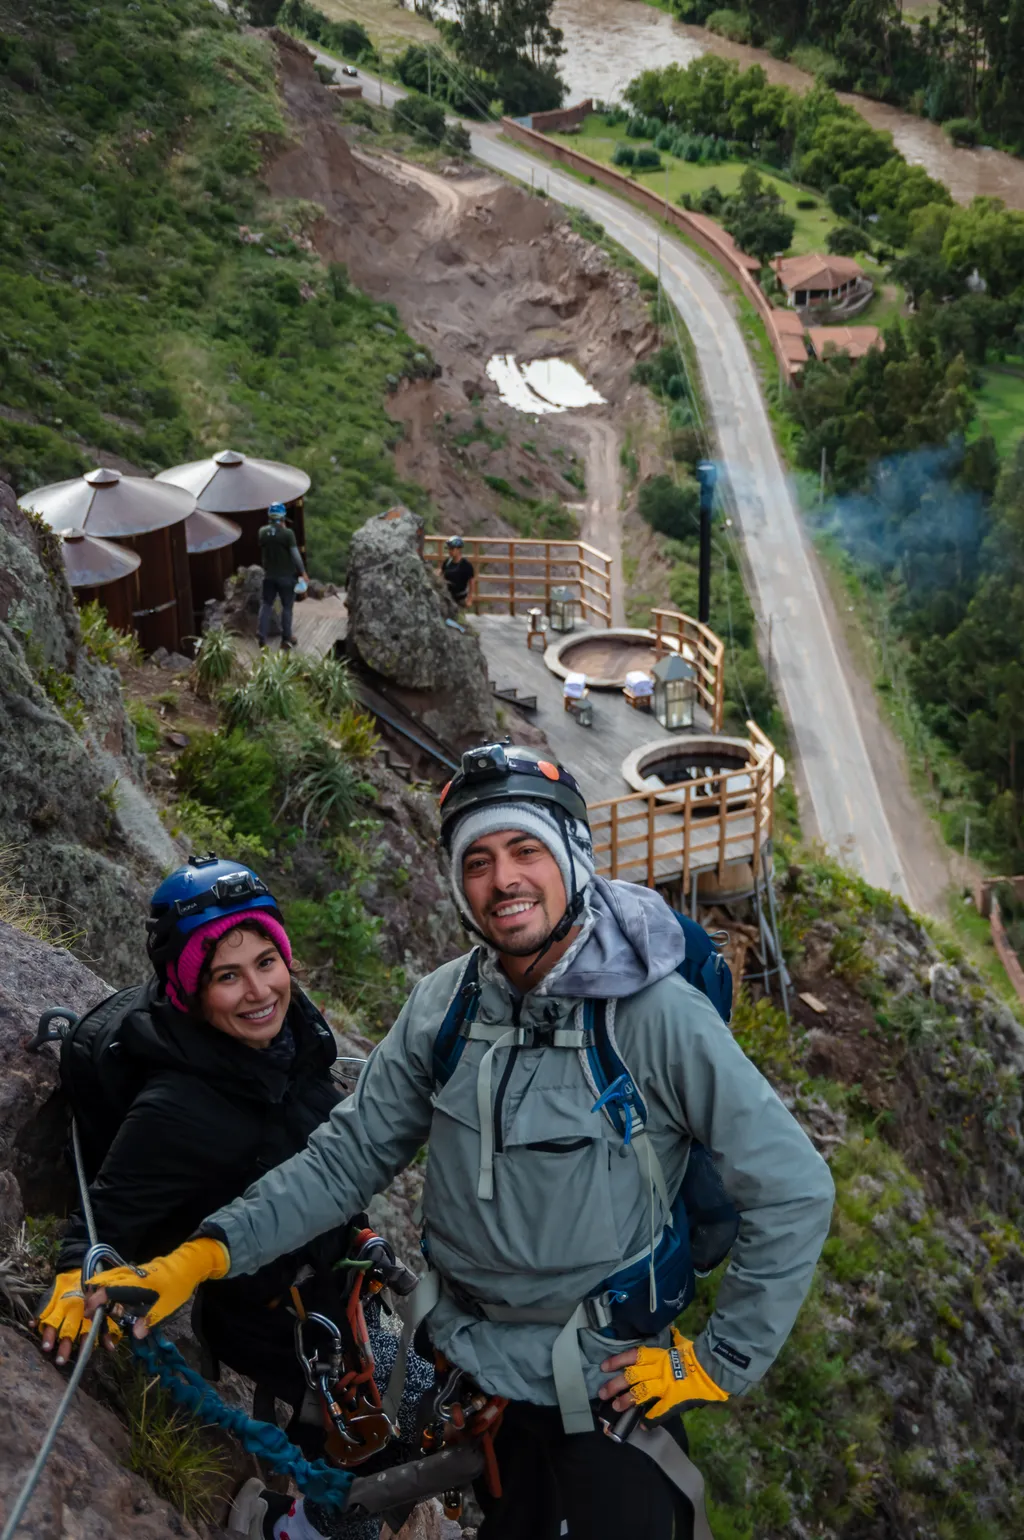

{"left": 268, "top": 502, "right": 287, "bottom": 521}
{"left": 146, "top": 855, "right": 283, "bottom": 973}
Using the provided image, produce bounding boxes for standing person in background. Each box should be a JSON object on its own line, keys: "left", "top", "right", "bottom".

{"left": 258, "top": 502, "right": 308, "bottom": 650}
{"left": 441, "top": 534, "right": 475, "bottom": 609}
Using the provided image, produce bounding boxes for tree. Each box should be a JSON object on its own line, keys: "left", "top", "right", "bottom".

{"left": 638, "top": 475, "right": 700, "bottom": 539}
{"left": 827, "top": 224, "right": 871, "bottom": 256}
{"left": 728, "top": 207, "right": 795, "bottom": 262}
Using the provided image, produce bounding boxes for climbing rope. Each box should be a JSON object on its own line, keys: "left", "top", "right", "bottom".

{"left": 130, "top": 1333, "right": 352, "bottom": 1508}
{"left": 5, "top": 1010, "right": 355, "bottom": 1537}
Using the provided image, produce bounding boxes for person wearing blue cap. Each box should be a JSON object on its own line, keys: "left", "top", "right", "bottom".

{"left": 258, "top": 502, "right": 308, "bottom": 650}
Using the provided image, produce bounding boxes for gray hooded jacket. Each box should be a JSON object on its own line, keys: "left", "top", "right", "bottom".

{"left": 204, "top": 878, "right": 834, "bottom": 1413}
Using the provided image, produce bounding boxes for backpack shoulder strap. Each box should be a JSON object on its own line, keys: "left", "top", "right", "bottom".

{"left": 581, "top": 998, "right": 648, "bottom": 1143}
{"left": 431, "top": 949, "right": 481, "bottom": 1088}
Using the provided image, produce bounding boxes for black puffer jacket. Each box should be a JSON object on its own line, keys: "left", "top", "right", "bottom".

{"left": 57, "top": 980, "right": 347, "bottom": 1310}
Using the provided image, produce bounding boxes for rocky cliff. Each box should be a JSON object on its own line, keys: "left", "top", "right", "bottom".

{"left": 0, "top": 484, "right": 179, "bottom": 984}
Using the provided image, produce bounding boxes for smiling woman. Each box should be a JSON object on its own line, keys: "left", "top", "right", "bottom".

{"left": 195, "top": 923, "right": 294, "bottom": 1047}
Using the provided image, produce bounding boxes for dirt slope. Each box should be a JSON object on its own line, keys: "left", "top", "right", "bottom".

{"left": 266, "top": 34, "right": 654, "bottom": 549}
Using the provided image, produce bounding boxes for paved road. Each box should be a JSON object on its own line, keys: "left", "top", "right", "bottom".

{"left": 315, "top": 55, "right": 910, "bottom": 899}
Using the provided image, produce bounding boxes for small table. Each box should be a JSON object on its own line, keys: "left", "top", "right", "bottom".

{"left": 624, "top": 689, "right": 653, "bottom": 712}
{"left": 526, "top": 608, "right": 547, "bottom": 652}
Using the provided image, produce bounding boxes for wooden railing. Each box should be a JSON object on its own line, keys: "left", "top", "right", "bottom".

{"left": 652, "top": 608, "right": 725, "bottom": 732}
{"left": 588, "top": 722, "right": 776, "bottom": 893}
{"left": 424, "top": 536, "right": 613, "bottom": 628}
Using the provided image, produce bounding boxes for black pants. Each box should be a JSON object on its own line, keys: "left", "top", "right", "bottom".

{"left": 259, "top": 574, "right": 296, "bottom": 642}
{"left": 476, "top": 1402, "right": 694, "bottom": 1540}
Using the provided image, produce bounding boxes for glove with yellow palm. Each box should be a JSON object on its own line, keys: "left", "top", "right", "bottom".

{"left": 83, "top": 1237, "right": 230, "bottom": 1338}
{"left": 599, "top": 1328, "right": 730, "bottom": 1422}
{"left": 36, "top": 1269, "right": 120, "bottom": 1365}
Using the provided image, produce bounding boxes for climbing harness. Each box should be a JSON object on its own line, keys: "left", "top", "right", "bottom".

{"left": 417, "top": 1358, "right": 507, "bottom": 1522}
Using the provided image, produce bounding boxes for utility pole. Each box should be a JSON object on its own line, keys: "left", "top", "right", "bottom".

{"left": 697, "top": 461, "right": 716, "bottom": 626}
{"left": 427, "top": 47, "right": 431, "bottom": 98}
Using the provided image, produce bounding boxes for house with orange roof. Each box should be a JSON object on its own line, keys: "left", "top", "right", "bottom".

{"left": 772, "top": 254, "right": 873, "bottom": 319}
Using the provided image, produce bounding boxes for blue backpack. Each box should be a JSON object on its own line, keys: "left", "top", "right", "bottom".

{"left": 431, "top": 911, "right": 739, "bottom": 1339}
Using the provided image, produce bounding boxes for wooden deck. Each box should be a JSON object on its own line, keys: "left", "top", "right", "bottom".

{"left": 235, "top": 591, "right": 348, "bottom": 663}
{"left": 472, "top": 613, "right": 772, "bottom": 888}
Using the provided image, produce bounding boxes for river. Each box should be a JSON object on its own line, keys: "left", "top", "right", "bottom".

{"left": 550, "top": 0, "right": 1024, "bottom": 208}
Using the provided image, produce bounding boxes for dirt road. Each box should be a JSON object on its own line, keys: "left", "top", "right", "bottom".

{"left": 301, "top": 49, "right": 948, "bottom": 909}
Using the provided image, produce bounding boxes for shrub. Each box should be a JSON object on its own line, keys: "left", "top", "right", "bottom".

{"left": 127, "top": 700, "right": 160, "bottom": 756}
{"left": 705, "top": 8, "right": 752, "bottom": 43}
{"left": 279, "top": 728, "right": 366, "bottom": 835}
{"left": 189, "top": 628, "right": 239, "bottom": 699}
{"left": 78, "top": 601, "right": 142, "bottom": 668}
{"left": 167, "top": 797, "right": 269, "bottom": 868}
{"left": 796, "top": 197, "right": 818, "bottom": 210}
{"left": 285, "top": 887, "right": 384, "bottom": 1000}
{"left": 175, "top": 730, "right": 279, "bottom": 846}
{"left": 633, "top": 147, "right": 662, "bottom": 171}
{"left": 391, "top": 93, "right": 446, "bottom": 145}
{"left": 638, "top": 474, "right": 700, "bottom": 539}
{"left": 826, "top": 223, "right": 871, "bottom": 255}
{"left": 613, "top": 143, "right": 636, "bottom": 168}
{"left": 295, "top": 652, "right": 355, "bottom": 718}
{"left": 944, "top": 116, "right": 979, "bottom": 147}
{"left": 219, "top": 651, "right": 307, "bottom": 730}
{"left": 444, "top": 121, "right": 471, "bottom": 156}
{"left": 826, "top": 183, "right": 855, "bottom": 218}
{"left": 332, "top": 703, "right": 379, "bottom": 760}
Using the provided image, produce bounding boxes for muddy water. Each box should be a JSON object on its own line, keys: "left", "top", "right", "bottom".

{"left": 551, "top": 0, "right": 1024, "bottom": 208}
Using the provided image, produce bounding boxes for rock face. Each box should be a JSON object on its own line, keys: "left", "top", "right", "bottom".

{"left": 0, "top": 920, "right": 110, "bottom": 1217}
{"left": 0, "top": 484, "right": 173, "bottom": 983}
{"left": 345, "top": 509, "right": 495, "bottom": 752}
{"left": 0, "top": 1325, "right": 203, "bottom": 1540}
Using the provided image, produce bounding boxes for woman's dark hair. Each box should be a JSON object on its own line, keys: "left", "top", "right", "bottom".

{"left": 190, "top": 918, "right": 290, "bottom": 1020}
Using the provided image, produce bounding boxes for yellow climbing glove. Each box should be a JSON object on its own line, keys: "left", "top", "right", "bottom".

{"left": 85, "top": 1238, "right": 230, "bottom": 1332}
{"left": 623, "top": 1328, "right": 730, "bottom": 1421}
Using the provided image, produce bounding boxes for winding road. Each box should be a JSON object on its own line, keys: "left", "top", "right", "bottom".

{"left": 310, "top": 49, "right": 924, "bottom": 903}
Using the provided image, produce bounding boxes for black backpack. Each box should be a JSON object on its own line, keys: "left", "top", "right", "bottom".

{"left": 57, "top": 984, "right": 151, "bottom": 1182}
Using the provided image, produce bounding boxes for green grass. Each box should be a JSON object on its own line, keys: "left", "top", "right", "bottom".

{"left": 973, "top": 364, "right": 1024, "bottom": 459}
{"left": 0, "top": 0, "right": 430, "bottom": 581}
{"left": 552, "top": 116, "right": 846, "bottom": 257}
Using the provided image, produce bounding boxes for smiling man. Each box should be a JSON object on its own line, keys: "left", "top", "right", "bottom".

{"left": 86, "top": 747, "right": 835, "bottom": 1540}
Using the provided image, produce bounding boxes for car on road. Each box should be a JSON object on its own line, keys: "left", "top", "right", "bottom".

{"left": 342, "top": 65, "right": 358, "bottom": 77}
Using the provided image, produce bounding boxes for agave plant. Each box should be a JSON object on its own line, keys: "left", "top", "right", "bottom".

{"left": 279, "top": 727, "right": 365, "bottom": 836}
{"left": 220, "top": 650, "right": 306, "bottom": 730}
{"left": 295, "top": 652, "right": 355, "bottom": 719}
{"left": 189, "top": 628, "right": 239, "bottom": 699}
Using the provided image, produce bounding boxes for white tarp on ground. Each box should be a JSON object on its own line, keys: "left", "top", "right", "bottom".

{"left": 486, "top": 353, "right": 606, "bottom": 415}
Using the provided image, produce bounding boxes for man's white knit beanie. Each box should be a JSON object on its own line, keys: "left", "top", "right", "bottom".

{"left": 449, "top": 800, "right": 595, "bottom": 925}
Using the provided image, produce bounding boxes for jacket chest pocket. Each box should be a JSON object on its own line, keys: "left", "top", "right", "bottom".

{"left": 424, "top": 1062, "right": 625, "bottom": 1277}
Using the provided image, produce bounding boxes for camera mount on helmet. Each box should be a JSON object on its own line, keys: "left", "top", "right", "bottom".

{"left": 146, "top": 855, "right": 280, "bottom": 970}
{"left": 439, "top": 743, "right": 589, "bottom": 851}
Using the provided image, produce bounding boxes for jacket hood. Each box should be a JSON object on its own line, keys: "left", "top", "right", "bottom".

{"left": 533, "top": 875, "right": 686, "bottom": 999}
{"left": 120, "top": 977, "right": 336, "bottom": 1102}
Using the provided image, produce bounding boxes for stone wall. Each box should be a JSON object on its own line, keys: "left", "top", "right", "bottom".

{"left": 527, "top": 97, "right": 593, "bottom": 133}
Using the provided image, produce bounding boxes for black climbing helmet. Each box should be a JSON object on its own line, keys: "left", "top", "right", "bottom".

{"left": 438, "top": 743, "right": 589, "bottom": 852}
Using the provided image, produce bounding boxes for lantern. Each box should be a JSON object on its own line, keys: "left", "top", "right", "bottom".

{"left": 548, "top": 585, "right": 577, "bottom": 633}
{"left": 652, "top": 653, "right": 697, "bottom": 731}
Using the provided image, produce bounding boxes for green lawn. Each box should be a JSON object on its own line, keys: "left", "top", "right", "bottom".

{"left": 973, "top": 364, "right": 1024, "bottom": 458}
{"left": 553, "top": 116, "right": 843, "bottom": 256}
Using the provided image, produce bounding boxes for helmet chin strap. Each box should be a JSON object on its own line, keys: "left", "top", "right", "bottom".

{"left": 521, "top": 803, "right": 583, "bottom": 978}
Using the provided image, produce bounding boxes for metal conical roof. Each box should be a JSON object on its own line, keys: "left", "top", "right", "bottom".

{"left": 60, "top": 531, "right": 141, "bottom": 588}
{"left": 19, "top": 467, "right": 195, "bottom": 537}
{"left": 155, "top": 449, "right": 311, "bottom": 514}
{"left": 185, "top": 508, "right": 242, "bottom": 555}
